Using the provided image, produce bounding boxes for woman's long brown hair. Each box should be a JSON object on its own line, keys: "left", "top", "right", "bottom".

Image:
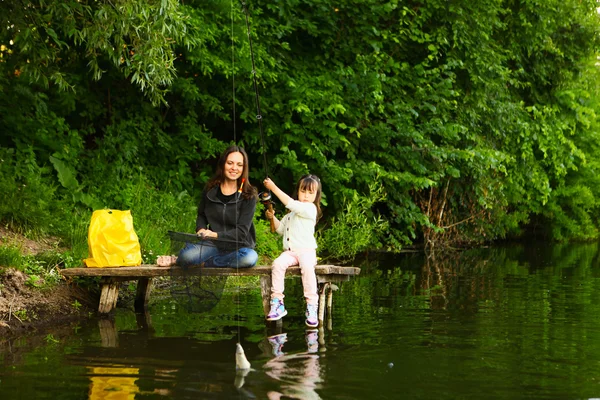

{"left": 206, "top": 145, "right": 257, "bottom": 199}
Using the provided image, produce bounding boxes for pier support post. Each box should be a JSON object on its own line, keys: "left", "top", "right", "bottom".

{"left": 98, "top": 279, "right": 120, "bottom": 314}
{"left": 318, "top": 283, "right": 330, "bottom": 327}
{"left": 134, "top": 278, "right": 153, "bottom": 312}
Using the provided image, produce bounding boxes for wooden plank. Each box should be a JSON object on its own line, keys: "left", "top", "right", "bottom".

{"left": 64, "top": 263, "right": 360, "bottom": 318}
{"left": 111, "top": 283, "right": 119, "bottom": 309}
{"left": 61, "top": 264, "right": 360, "bottom": 279}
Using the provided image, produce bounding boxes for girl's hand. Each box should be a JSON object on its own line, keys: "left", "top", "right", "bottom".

{"left": 263, "top": 177, "right": 276, "bottom": 191}
{"left": 265, "top": 209, "right": 274, "bottom": 220}
{"left": 263, "top": 176, "right": 291, "bottom": 206}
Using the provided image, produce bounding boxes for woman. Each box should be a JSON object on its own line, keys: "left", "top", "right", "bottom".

{"left": 158, "top": 145, "right": 258, "bottom": 268}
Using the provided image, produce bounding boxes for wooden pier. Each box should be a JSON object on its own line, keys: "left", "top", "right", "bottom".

{"left": 60, "top": 264, "right": 361, "bottom": 326}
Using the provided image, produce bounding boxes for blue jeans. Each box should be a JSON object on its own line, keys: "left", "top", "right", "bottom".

{"left": 177, "top": 242, "right": 258, "bottom": 268}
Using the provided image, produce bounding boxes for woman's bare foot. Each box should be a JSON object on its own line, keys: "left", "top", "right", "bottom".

{"left": 157, "top": 255, "right": 177, "bottom": 267}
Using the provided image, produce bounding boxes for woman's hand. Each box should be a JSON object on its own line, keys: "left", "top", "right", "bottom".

{"left": 157, "top": 255, "right": 177, "bottom": 267}
{"left": 197, "top": 228, "right": 218, "bottom": 239}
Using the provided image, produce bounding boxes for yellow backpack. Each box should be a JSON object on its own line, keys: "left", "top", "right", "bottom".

{"left": 84, "top": 209, "right": 142, "bottom": 268}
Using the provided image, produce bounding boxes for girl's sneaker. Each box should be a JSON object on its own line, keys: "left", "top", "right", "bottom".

{"left": 305, "top": 329, "right": 319, "bottom": 353}
{"left": 305, "top": 304, "right": 318, "bottom": 328}
{"left": 267, "top": 298, "right": 287, "bottom": 321}
{"left": 267, "top": 333, "right": 287, "bottom": 356}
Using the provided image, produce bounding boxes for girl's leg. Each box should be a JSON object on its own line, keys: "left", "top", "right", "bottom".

{"left": 208, "top": 248, "right": 258, "bottom": 268}
{"left": 267, "top": 251, "right": 298, "bottom": 321}
{"left": 176, "top": 242, "right": 220, "bottom": 267}
{"left": 271, "top": 251, "right": 299, "bottom": 300}
{"left": 298, "top": 250, "right": 319, "bottom": 305}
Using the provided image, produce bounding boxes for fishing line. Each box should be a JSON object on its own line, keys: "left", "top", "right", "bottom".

{"left": 232, "top": 0, "right": 266, "bottom": 368}
{"left": 240, "top": 0, "right": 270, "bottom": 179}
{"left": 235, "top": 178, "right": 245, "bottom": 345}
{"left": 231, "top": 0, "right": 237, "bottom": 144}
{"left": 232, "top": 2, "right": 243, "bottom": 349}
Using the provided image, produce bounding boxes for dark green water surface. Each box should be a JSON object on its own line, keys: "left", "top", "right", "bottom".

{"left": 3, "top": 242, "right": 600, "bottom": 399}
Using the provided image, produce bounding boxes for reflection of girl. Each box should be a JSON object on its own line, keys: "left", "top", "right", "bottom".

{"left": 263, "top": 175, "right": 322, "bottom": 327}
{"left": 264, "top": 332, "right": 322, "bottom": 400}
{"left": 157, "top": 146, "right": 258, "bottom": 268}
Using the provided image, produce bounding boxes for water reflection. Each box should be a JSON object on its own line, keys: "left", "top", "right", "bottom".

{"left": 98, "top": 319, "right": 118, "bottom": 348}
{"left": 6, "top": 243, "right": 600, "bottom": 399}
{"left": 87, "top": 313, "right": 177, "bottom": 399}
{"left": 83, "top": 307, "right": 330, "bottom": 400}
{"left": 88, "top": 366, "right": 139, "bottom": 400}
{"left": 263, "top": 329, "right": 323, "bottom": 400}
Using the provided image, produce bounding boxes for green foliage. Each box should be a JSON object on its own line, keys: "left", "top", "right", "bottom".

{"left": 0, "top": 0, "right": 197, "bottom": 105}
{"left": 254, "top": 203, "right": 282, "bottom": 263}
{"left": 22, "top": 254, "right": 62, "bottom": 287}
{"left": 0, "top": 247, "right": 64, "bottom": 287}
{"left": 540, "top": 184, "right": 599, "bottom": 241}
{"left": 0, "top": 148, "right": 57, "bottom": 235}
{"left": 1, "top": 0, "right": 600, "bottom": 260}
{"left": 25, "top": 274, "right": 43, "bottom": 288}
{"left": 318, "top": 180, "right": 390, "bottom": 262}
{"left": 0, "top": 246, "right": 24, "bottom": 270}
{"left": 44, "top": 334, "right": 59, "bottom": 344}
{"left": 53, "top": 209, "right": 94, "bottom": 269}
{"left": 13, "top": 309, "right": 30, "bottom": 322}
{"left": 49, "top": 155, "right": 101, "bottom": 210}
{"left": 109, "top": 175, "right": 197, "bottom": 263}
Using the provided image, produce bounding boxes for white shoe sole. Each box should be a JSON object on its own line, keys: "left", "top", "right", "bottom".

{"left": 305, "top": 319, "right": 318, "bottom": 328}
{"left": 266, "top": 310, "right": 288, "bottom": 321}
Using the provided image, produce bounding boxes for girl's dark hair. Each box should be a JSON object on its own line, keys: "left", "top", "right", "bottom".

{"left": 293, "top": 174, "right": 322, "bottom": 221}
{"left": 206, "top": 145, "right": 257, "bottom": 199}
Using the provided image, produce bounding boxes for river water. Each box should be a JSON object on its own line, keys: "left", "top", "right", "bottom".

{"left": 2, "top": 242, "right": 600, "bottom": 399}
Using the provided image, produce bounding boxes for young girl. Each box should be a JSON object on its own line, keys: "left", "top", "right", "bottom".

{"left": 263, "top": 174, "right": 322, "bottom": 328}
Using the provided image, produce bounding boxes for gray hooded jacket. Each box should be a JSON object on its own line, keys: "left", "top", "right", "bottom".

{"left": 195, "top": 185, "right": 257, "bottom": 251}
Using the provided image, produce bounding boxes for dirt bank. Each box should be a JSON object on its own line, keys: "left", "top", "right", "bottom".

{"left": 0, "top": 268, "right": 97, "bottom": 337}
{"left": 0, "top": 227, "right": 97, "bottom": 338}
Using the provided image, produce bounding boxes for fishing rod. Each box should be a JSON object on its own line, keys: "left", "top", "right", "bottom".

{"left": 239, "top": 1, "right": 277, "bottom": 233}
{"left": 240, "top": 0, "right": 270, "bottom": 180}
{"left": 234, "top": 1, "right": 267, "bottom": 371}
